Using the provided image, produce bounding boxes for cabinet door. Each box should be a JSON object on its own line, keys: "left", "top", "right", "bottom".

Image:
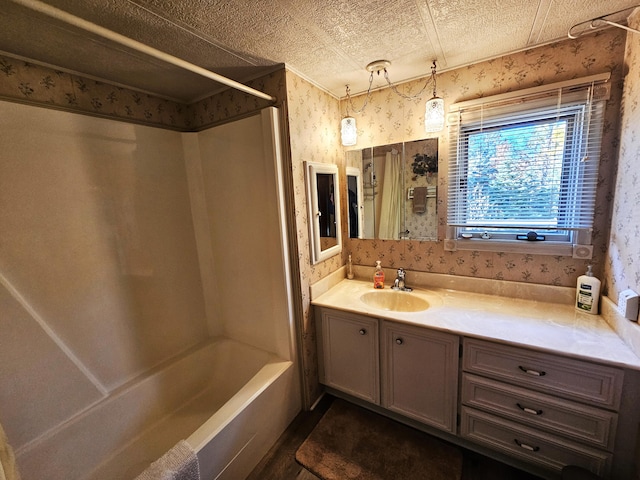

{"left": 382, "top": 321, "right": 459, "bottom": 432}
{"left": 318, "top": 308, "right": 380, "bottom": 404}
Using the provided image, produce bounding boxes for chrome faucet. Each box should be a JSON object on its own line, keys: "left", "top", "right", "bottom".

{"left": 392, "top": 268, "right": 412, "bottom": 292}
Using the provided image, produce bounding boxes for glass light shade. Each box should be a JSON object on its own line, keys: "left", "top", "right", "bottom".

{"left": 341, "top": 116, "right": 357, "bottom": 146}
{"left": 424, "top": 96, "right": 445, "bottom": 133}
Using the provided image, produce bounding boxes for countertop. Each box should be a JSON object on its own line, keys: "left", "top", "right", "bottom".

{"left": 311, "top": 278, "right": 640, "bottom": 371}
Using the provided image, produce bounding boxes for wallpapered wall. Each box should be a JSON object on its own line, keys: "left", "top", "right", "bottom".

{"left": 342, "top": 28, "right": 626, "bottom": 290}
{"left": 0, "top": 54, "right": 284, "bottom": 131}
{"left": 0, "top": 54, "right": 189, "bottom": 129}
{"left": 285, "top": 71, "right": 343, "bottom": 406}
{"left": 606, "top": 11, "right": 640, "bottom": 304}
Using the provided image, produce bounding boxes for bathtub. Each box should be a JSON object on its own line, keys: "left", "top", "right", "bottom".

{"left": 16, "top": 338, "right": 300, "bottom": 480}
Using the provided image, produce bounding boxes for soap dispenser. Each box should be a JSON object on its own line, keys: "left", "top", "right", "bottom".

{"left": 576, "top": 265, "right": 601, "bottom": 314}
{"left": 373, "top": 260, "right": 385, "bottom": 289}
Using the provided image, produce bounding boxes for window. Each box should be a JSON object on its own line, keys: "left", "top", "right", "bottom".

{"left": 446, "top": 74, "right": 610, "bottom": 257}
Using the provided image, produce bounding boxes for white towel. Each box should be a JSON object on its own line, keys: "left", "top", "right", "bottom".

{"left": 135, "top": 440, "right": 200, "bottom": 480}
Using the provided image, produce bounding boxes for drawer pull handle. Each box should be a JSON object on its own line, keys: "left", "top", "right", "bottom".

{"left": 518, "top": 366, "right": 546, "bottom": 377}
{"left": 517, "top": 403, "right": 543, "bottom": 415}
{"left": 514, "top": 439, "right": 540, "bottom": 452}
{"left": 359, "top": 329, "right": 367, "bottom": 335}
{"left": 396, "top": 338, "right": 404, "bottom": 345}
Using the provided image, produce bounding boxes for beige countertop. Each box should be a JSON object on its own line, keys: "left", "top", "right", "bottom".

{"left": 311, "top": 276, "right": 640, "bottom": 371}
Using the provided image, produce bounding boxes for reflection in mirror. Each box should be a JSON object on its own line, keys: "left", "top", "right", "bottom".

{"left": 317, "top": 173, "right": 337, "bottom": 240}
{"left": 346, "top": 167, "right": 363, "bottom": 238}
{"left": 404, "top": 139, "right": 438, "bottom": 240}
{"left": 305, "top": 162, "right": 342, "bottom": 264}
{"left": 345, "top": 138, "right": 438, "bottom": 241}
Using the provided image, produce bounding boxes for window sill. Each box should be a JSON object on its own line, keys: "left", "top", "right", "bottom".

{"left": 444, "top": 238, "right": 591, "bottom": 259}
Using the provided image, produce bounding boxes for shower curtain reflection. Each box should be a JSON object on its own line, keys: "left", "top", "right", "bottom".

{"left": 378, "top": 150, "right": 402, "bottom": 239}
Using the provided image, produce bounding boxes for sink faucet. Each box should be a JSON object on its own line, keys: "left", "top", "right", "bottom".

{"left": 392, "top": 268, "right": 412, "bottom": 292}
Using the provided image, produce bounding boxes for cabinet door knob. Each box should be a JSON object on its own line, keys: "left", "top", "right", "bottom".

{"left": 516, "top": 403, "right": 543, "bottom": 415}
{"left": 395, "top": 338, "right": 404, "bottom": 345}
{"left": 518, "top": 366, "right": 546, "bottom": 377}
{"left": 359, "top": 328, "right": 367, "bottom": 335}
{"left": 514, "top": 439, "right": 539, "bottom": 452}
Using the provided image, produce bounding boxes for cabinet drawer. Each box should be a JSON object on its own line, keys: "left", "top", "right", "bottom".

{"left": 463, "top": 338, "right": 623, "bottom": 409}
{"left": 461, "top": 374, "right": 618, "bottom": 450}
{"left": 460, "top": 407, "right": 612, "bottom": 476}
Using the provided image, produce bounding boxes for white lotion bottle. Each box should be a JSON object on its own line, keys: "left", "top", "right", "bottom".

{"left": 575, "top": 265, "right": 601, "bottom": 314}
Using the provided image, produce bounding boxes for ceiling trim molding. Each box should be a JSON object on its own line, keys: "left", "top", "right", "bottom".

{"left": 284, "top": 65, "right": 340, "bottom": 100}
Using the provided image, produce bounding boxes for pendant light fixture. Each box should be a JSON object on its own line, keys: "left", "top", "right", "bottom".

{"left": 341, "top": 116, "right": 357, "bottom": 146}
{"left": 424, "top": 61, "right": 444, "bottom": 133}
{"left": 341, "top": 70, "right": 375, "bottom": 147}
{"left": 341, "top": 59, "right": 444, "bottom": 145}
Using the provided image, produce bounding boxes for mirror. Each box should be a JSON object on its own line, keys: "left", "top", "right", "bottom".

{"left": 305, "top": 161, "right": 342, "bottom": 264}
{"left": 346, "top": 167, "right": 364, "bottom": 239}
{"left": 345, "top": 138, "right": 438, "bottom": 240}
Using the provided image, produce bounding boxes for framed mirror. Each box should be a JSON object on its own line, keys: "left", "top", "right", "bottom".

{"left": 305, "top": 161, "right": 342, "bottom": 264}
{"left": 346, "top": 166, "right": 364, "bottom": 239}
{"left": 345, "top": 138, "right": 438, "bottom": 241}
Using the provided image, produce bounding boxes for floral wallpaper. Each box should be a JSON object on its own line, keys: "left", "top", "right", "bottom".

{"left": 343, "top": 28, "right": 626, "bottom": 289}
{"left": 0, "top": 53, "right": 286, "bottom": 132}
{"left": 0, "top": 54, "right": 189, "bottom": 130}
{"left": 606, "top": 10, "right": 640, "bottom": 304}
{"left": 187, "top": 71, "right": 286, "bottom": 130}
{"left": 285, "top": 71, "right": 343, "bottom": 407}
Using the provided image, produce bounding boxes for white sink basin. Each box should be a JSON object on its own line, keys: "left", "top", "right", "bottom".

{"left": 360, "top": 290, "right": 433, "bottom": 312}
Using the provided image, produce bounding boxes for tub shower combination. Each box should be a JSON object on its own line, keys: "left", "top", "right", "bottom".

{"left": 0, "top": 104, "right": 300, "bottom": 479}
{"left": 93, "top": 338, "right": 298, "bottom": 480}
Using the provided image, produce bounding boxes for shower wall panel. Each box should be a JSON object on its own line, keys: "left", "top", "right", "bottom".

{"left": 0, "top": 101, "right": 209, "bottom": 450}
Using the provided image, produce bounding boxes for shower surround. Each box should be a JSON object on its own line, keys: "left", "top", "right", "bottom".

{"left": 0, "top": 101, "right": 299, "bottom": 478}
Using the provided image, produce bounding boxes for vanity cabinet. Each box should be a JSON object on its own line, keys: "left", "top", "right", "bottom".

{"left": 316, "top": 307, "right": 380, "bottom": 404}
{"left": 316, "top": 308, "right": 459, "bottom": 434}
{"left": 381, "top": 321, "right": 459, "bottom": 433}
{"left": 460, "top": 338, "right": 624, "bottom": 477}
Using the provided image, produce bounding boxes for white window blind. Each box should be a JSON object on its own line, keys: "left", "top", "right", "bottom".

{"left": 447, "top": 74, "right": 609, "bottom": 253}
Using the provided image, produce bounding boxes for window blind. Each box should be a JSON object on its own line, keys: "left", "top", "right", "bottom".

{"left": 447, "top": 75, "right": 609, "bottom": 239}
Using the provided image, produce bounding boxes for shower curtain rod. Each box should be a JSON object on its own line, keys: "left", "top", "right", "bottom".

{"left": 11, "top": 0, "right": 277, "bottom": 103}
{"left": 568, "top": 5, "right": 640, "bottom": 39}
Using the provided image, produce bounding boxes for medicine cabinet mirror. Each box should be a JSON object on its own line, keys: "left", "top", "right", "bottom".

{"left": 345, "top": 138, "right": 438, "bottom": 241}
{"left": 305, "top": 161, "right": 342, "bottom": 264}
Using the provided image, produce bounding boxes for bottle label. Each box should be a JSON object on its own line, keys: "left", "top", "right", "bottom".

{"left": 577, "top": 288, "right": 593, "bottom": 311}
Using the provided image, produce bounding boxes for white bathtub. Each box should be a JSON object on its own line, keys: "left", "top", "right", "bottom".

{"left": 17, "top": 338, "right": 300, "bottom": 480}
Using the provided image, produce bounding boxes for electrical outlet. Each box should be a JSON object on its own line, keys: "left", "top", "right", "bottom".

{"left": 617, "top": 289, "right": 640, "bottom": 321}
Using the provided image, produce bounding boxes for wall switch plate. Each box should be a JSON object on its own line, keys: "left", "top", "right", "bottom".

{"left": 617, "top": 289, "right": 640, "bottom": 321}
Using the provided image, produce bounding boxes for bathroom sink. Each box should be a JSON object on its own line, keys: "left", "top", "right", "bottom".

{"left": 359, "top": 290, "right": 432, "bottom": 312}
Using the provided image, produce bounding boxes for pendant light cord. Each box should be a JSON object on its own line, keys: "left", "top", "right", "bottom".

{"left": 345, "top": 60, "right": 439, "bottom": 114}
{"left": 345, "top": 72, "right": 375, "bottom": 114}
{"left": 383, "top": 61, "right": 438, "bottom": 101}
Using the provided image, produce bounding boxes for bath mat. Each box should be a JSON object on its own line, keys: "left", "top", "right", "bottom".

{"left": 295, "top": 399, "right": 463, "bottom": 480}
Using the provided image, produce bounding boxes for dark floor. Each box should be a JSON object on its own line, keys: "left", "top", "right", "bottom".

{"left": 247, "top": 394, "right": 544, "bottom": 480}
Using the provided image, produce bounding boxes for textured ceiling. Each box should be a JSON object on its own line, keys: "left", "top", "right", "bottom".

{"left": 0, "top": 0, "right": 638, "bottom": 103}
